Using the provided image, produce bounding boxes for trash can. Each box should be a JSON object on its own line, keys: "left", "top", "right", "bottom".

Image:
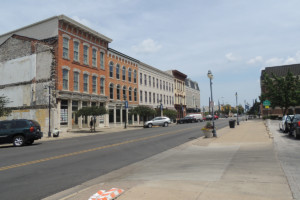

{"left": 229, "top": 120, "right": 236, "bottom": 128}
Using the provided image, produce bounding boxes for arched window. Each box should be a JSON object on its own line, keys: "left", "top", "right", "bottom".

{"left": 109, "top": 83, "right": 114, "bottom": 99}
{"left": 116, "top": 85, "right": 121, "bottom": 100}
{"left": 100, "top": 77, "right": 105, "bottom": 95}
{"left": 123, "top": 86, "right": 127, "bottom": 100}
{"left": 62, "top": 69, "right": 69, "bottom": 90}
{"left": 128, "top": 68, "right": 132, "bottom": 82}
{"left": 134, "top": 88, "right": 137, "bottom": 101}
{"left": 109, "top": 61, "right": 114, "bottom": 78}
{"left": 122, "top": 66, "right": 126, "bottom": 80}
{"left": 134, "top": 70, "right": 137, "bottom": 83}
{"left": 129, "top": 87, "right": 132, "bottom": 101}
{"left": 116, "top": 64, "right": 120, "bottom": 79}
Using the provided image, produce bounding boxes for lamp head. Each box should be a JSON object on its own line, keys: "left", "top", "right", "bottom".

{"left": 207, "top": 70, "right": 213, "bottom": 80}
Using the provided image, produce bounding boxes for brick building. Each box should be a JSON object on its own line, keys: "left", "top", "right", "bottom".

{"left": 0, "top": 15, "right": 112, "bottom": 133}
{"left": 106, "top": 48, "right": 139, "bottom": 126}
{"left": 260, "top": 64, "right": 300, "bottom": 117}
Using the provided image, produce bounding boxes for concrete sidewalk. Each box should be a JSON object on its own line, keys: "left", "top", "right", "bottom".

{"left": 45, "top": 120, "right": 293, "bottom": 200}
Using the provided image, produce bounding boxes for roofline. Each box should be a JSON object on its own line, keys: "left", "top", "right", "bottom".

{"left": 0, "top": 15, "right": 112, "bottom": 43}
{"left": 58, "top": 15, "right": 112, "bottom": 43}
{"left": 139, "top": 62, "right": 174, "bottom": 78}
{"left": 108, "top": 48, "right": 139, "bottom": 63}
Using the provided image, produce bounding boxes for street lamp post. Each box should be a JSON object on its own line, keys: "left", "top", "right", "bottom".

{"left": 235, "top": 92, "right": 239, "bottom": 125}
{"left": 44, "top": 85, "right": 52, "bottom": 137}
{"left": 207, "top": 70, "right": 217, "bottom": 137}
{"left": 160, "top": 99, "right": 163, "bottom": 117}
{"left": 124, "top": 94, "right": 127, "bottom": 129}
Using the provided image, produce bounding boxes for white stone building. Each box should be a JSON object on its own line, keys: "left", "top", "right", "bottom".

{"left": 185, "top": 78, "right": 200, "bottom": 113}
{"left": 138, "top": 62, "right": 174, "bottom": 113}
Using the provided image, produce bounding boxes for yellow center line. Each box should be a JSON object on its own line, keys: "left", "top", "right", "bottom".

{"left": 0, "top": 126, "right": 200, "bottom": 171}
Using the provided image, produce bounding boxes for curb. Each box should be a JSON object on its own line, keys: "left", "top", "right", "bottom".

{"left": 264, "top": 119, "right": 274, "bottom": 138}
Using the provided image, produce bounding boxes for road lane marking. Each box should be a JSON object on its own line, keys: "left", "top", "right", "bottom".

{"left": 0, "top": 126, "right": 201, "bottom": 171}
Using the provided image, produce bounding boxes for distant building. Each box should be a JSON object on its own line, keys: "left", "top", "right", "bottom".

{"left": 185, "top": 78, "right": 200, "bottom": 113}
{"left": 260, "top": 64, "right": 300, "bottom": 116}
{"left": 166, "top": 70, "right": 187, "bottom": 119}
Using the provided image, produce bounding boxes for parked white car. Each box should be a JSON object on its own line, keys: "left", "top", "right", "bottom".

{"left": 279, "top": 115, "right": 294, "bottom": 133}
{"left": 144, "top": 117, "right": 171, "bottom": 128}
{"left": 187, "top": 114, "right": 203, "bottom": 122}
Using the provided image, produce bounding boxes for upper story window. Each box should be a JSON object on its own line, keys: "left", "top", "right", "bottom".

{"left": 73, "top": 71, "right": 79, "bottom": 91}
{"left": 100, "top": 52, "right": 105, "bottom": 69}
{"left": 83, "top": 74, "right": 89, "bottom": 92}
{"left": 157, "top": 93, "right": 159, "bottom": 103}
{"left": 123, "top": 86, "right": 127, "bottom": 100}
{"left": 166, "top": 82, "right": 168, "bottom": 91}
{"left": 128, "top": 68, "right": 132, "bottom": 82}
{"left": 149, "top": 75, "right": 151, "bottom": 86}
{"left": 153, "top": 77, "right": 155, "bottom": 87}
{"left": 109, "top": 61, "right": 114, "bottom": 78}
{"left": 153, "top": 93, "right": 156, "bottom": 103}
{"left": 83, "top": 45, "right": 89, "bottom": 65}
{"left": 116, "top": 64, "right": 120, "bottom": 79}
{"left": 63, "top": 37, "right": 69, "bottom": 59}
{"left": 122, "top": 66, "right": 126, "bottom": 81}
{"left": 149, "top": 92, "right": 152, "bottom": 103}
{"left": 172, "top": 84, "right": 174, "bottom": 92}
{"left": 62, "top": 69, "right": 69, "bottom": 90}
{"left": 144, "top": 74, "right": 147, "bottom": 85}
{"left": 160, "top": 80, "right": 162, "bottom": 90}
{"left": 129, "top": 87, "right": 132, "bottom": 101}
{"left": 134, "top": 70, "right": 137, "bottom": 83}
{"left": 92, "top": 76, "right": 97, "bottom": 93}
{"left": 156, "top": 78, "right": 158, "bottom": 88}
{"left": 116, "top": 85, "right": 121, "bottom": 100}
{"left": 163, "top": 81, "right": 165, "bottom": 90}
{"left": 109, "top": 83, "right": 114, "bottom": 99}
{"left": 140, "top": 90, "right": 143, "bottom": 102}
{"left": 134, "top": 88, "right": 137, "bottom": 101}
{"left": 92, "top": 48, "right": 97, "bottom": 67}
{"left": 140, "top": 73, "right": 142, "bottom": 84}
{"left": 73, "top": 41, "right": 79, "bottom": 62}
{"left": 145, "top": 91, "right": 147, "bottom": 103}
{"left": 100, "top": 77, "right": 105, "bottom": 95}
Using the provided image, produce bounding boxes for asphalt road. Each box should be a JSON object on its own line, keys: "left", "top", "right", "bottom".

{"left": 0, "top": 118, "right": 231, "bottom": 200}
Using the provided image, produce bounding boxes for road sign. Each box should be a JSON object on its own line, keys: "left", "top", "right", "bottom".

{"left": 125, "top": 101, "right": 128, "bottom": 109}
{"left": 265, "top": 106, "right": 269, "bottom": 108}
{"left": 263, "top": 100, "right": 271, "bottom": 106}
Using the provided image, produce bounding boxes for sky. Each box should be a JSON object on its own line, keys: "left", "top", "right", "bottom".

{"left": 1, "top": 0, "right": 300, "bottom": 108}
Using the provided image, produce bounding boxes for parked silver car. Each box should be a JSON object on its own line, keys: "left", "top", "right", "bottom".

{"left": 144, "top": 117, "right": 171, "bottom": 128}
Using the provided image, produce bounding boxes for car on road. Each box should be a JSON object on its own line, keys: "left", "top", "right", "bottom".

{"left": 214, "top": 115, "right": 219, "bottom": 120}
{"left": 144, "top": 117, "right": 171, "bottom": 128}
{"left": 289, "top": 114, "right": 300, "bottom": 139}
{"left": 187, "top": 114, "right": 203, "bottom": 122}
{"left": 279, "top": 115, "right": 294, "bottom": 133}
{"left": 0, "top": 119, "right": 43, "bottom": 147}
{"left": 177, "top": 116, "right": 197, "bottom": 124}
{"left": 205, "top": 115, "right": 213, "bottom": 120}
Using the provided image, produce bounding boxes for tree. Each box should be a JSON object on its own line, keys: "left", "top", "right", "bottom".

{"left": 222, "top": 104, "right": 232, "bottom": 115}
{"left": 130, "top": 105, "right": 156, "bottom": 123}
{"left": 163, "top": 109, "right": 177, "bottom": 122}
{"left": 76, "top": 106, "right": 107, "bottom": 132}
{"left": 261, "top": 70, "right": 300, "bottom": 115}
{"left": 0, "top": 95, "right": 11, "bottom": 117}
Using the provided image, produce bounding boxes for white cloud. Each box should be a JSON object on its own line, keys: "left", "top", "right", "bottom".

{"left": 132, "top": 39, "right": 162, "bottom": 54}
{"left": 247, "top": 56, "right": 263, "bottom": 64}
{"left": 264, "top": 51, "right": 300, "bottom": 66}
{"left": 71, "top": 16, "right": 92, "bottom": 27}
{"left": 225, "top": 53, "right": 238, "bottom": 61}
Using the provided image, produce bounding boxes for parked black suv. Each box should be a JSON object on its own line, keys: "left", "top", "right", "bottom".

{"left": 290, "top": 114, "right": 300, "bottom": 139}
{"left": 0, "top": 119, "right": 43, "bottom": 147}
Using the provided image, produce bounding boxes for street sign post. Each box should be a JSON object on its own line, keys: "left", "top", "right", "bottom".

{"left": 263, "top": 100, "right": 271, "bottom": 106}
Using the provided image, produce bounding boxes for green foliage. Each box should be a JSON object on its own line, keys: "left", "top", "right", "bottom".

{"left": 261, "top": 70, "right": 300, "bottom": 115}
{"left": 248, "top": 99, "right": 260, "bottom": 115}
{"left": 222, "top": 104, "right": 232, "bottom": 115}
{"left": 76, "top": 106, "right": 107, "bottom": 118}
{"left": 163, "top": 109, "right": 177, "bottom": 120}
{"left": 130, "top": 105, "right": 156, "bottom": 122}
{"left": 0, "top": 95, "right": 11, "bottom": 117}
